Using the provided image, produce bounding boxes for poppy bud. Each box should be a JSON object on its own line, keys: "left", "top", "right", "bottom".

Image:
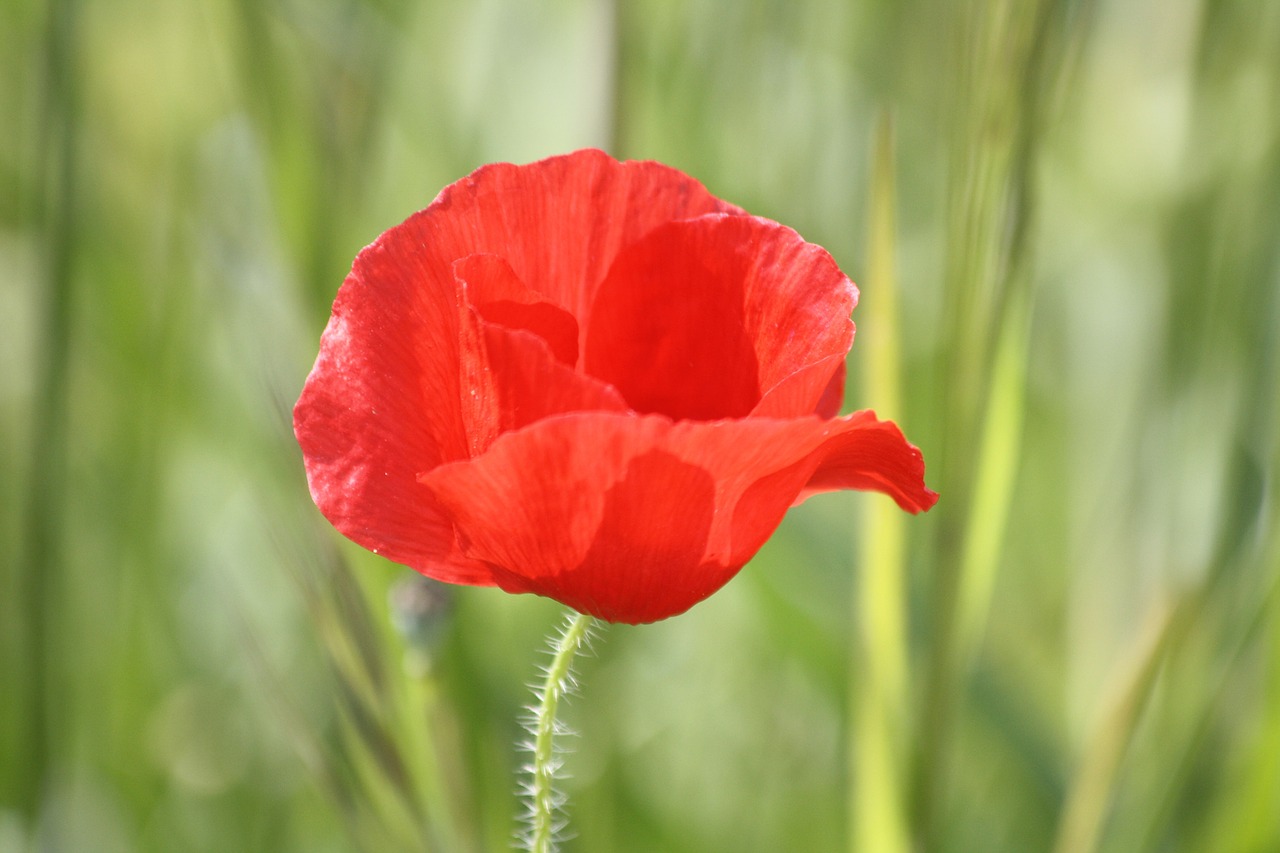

{"left": 388, "top": 573, "right": 454, "bottom": 674}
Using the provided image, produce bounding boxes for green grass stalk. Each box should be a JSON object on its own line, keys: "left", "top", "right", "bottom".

{"left": 955, "top": 291, "right": 1031, "bottom": 665}
{"left": 1051, "top": 595, "right": 1183, "bottom": 853}
{"left": 851, "top": 114, "right": 911, "bottom": 853}
{"left": 913, "top": 3, "right": 1081, "bottom": 844}
{"left": 13, "top": 0, "right": 80, "bottom": 819}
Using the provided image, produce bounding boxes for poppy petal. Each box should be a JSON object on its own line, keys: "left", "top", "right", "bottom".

{"left": 419, "top": 409, "right": 934, "bottom": 622}
{"left": 454, "top": 253, "right": 579, "bottom": 365}
{"left": 752, "top": 355, "right": 848, "bottom": 418}
{"left": 419, "top": 413, "right": 760, "bottom": 623}
{"left": 796, "top": 411, "right": 939, "bottom": 512}
{"left": 661, "top": 413, "right": 934, "bottom": 565}
{"left": 584, "top": 215, "right": 856, "bottom": 421}
{"left": 456, "top": 311, "right": 631, "bottom": 456}
{"left": 293, "top": 211, "right": 504, "bottom": 580}
{"left": 453, "top": 257, "right": 628, "bottom": 455}
{"left": 493, "top": 448, "right": 720, "bottom": 624}
{"left": 416, "top": 415, "right": 681, "bottom": 617}
{"left": 424, "top": 149, "right": 743, "bottom": 325}
{"left": 815, "top": 359, "right": 847, "bottom": 419}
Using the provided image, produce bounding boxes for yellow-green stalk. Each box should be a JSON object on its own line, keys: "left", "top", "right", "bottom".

{"left": 851, "top": 113, "right": 911, "bottom": 853}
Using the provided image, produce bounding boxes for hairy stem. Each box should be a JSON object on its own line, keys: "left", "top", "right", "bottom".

{"left": 523, "top": 611, "right": 596, "bottom": 853}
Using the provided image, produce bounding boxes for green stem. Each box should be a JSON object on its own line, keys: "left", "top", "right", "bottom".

{"left": 524, "top": 611, "right": 596, "bottom": 853}
{"left": 851, "top": 113, "right": 911, "bottom": 853}
{"left": 13, "top": 0, "right": 80, "bottom": 818}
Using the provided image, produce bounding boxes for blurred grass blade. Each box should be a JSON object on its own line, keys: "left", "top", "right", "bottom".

{"left": 955, "top": 290, "right": 1031, "bottom": 664}
{"left": 1211, "top": 548, "right": 1280, "bottom": 850}
{"left": 1052, "top": 595, "right": 1182, "bottom": 853}
{"left": 268, "top": 519, "right": 470, "bottom": 852}
{"left": 13, "top": 0, "right": 80, "bottom": 819}
{"left": 914, "top": 3, "right": 1085, "bottom": 843}
{"left": 851, "top": 112, "right": 911, "bottom": 853}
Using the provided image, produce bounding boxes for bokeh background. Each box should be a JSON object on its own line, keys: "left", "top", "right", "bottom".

{"left": 3, "top": 0, "right": 1279, "bottom": 851}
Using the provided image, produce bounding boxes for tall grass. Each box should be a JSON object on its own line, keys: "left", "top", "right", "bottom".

{"left": 1, "top": 0, "right": 1277, "bottom": 851}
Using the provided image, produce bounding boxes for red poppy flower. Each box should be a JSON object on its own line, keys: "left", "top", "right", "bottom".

{"left": 294, "top": 149, "right": 937, "bottom": 624}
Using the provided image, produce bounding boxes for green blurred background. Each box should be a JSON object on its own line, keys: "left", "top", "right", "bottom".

{"left": 3, "top": 0, "right": 1279, "bottom": 851}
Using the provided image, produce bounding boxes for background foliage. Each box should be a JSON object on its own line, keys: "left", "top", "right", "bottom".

{"left": 3, "top": 0, "right": 1278, "bottom": 851}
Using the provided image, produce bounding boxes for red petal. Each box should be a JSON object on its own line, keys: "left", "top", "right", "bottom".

{"left": 496, "top": 447, "right": 721, "bottom": 623}
{"left": 426, "top": 149, "right": 743, "bottom": 326}
{"left": 584, "top": 227, "right": 761, "bottom": 420}
{"left": 796, "top": 411, "right": 939, "bottom": 512}
{"left": 456, "top": 313, "right": 630, "bottom": 456}
{"left": 814, "top": 359, "right": 847, "bottom": 418}
{"left": 454, "top": 254, "right": 579, "bottom": 365}
{"left": 417, "top": 415, "right": 691, "bottom": 622}
{"left": 419, "top": 409, "right": 934, "bottom": 622}
{"left": 453, "top": 256, "right": 628, "bottom": 455}
{"left": 293, "top": 261, "right": 489, "bottom": 582}
{"left": 584, "top": 215, "right": 856, "bottom": 421}
{"left": 662, "top": 414, "right": 934, "bottom": 564}
{"left": 752, "top": 355, "right": 848, "bottom": 418}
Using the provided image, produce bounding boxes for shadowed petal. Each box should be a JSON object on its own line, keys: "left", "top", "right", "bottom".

{"left": 454, "top": 253, "right": 579, "bottom": 365}
{"left": 752, "top": 356, "right": 848, "bottom": 418}
{"left": 584, "top": 215, "right": 855, "bottom": 420}
{"left": 493, "top": 449, "right": 719, "bottom": 623}
{"left": 418, "top": 409, "right": 934, "bottom": 622}
{"left": 417, "top": 415, "right": 675, "bottom": 601}
{"left": 453, "top": 257, "right": 628, "bottom": 455}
